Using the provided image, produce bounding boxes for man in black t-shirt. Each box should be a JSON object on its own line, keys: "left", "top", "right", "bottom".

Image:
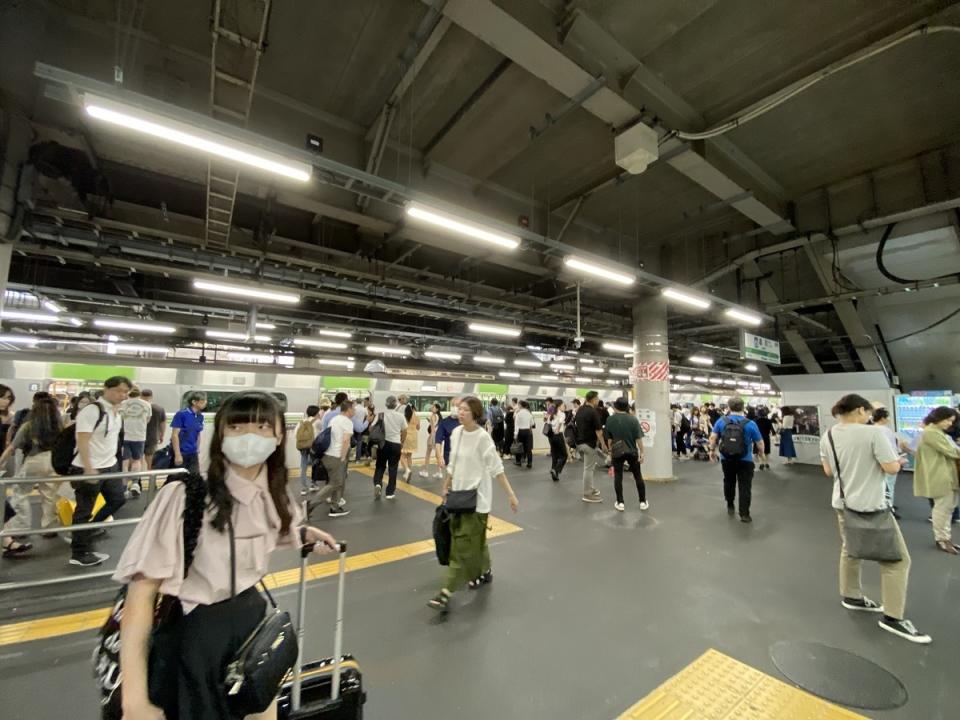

{"left": 575, "top": 391, "right": 608, "bottom": 503}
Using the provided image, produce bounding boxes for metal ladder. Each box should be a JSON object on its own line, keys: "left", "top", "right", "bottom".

{"left": 204, "top": 0, "right": 272, "bottom": 249}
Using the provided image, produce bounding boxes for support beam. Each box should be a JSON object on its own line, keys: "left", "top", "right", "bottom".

{"left": 783, "top": 329, "right": 823, "bottom": 374}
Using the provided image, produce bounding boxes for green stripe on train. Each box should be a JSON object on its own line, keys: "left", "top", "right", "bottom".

{"left": 321, "top": 376, "right": 373, "bottom": 391}
{"left": 51, "top": 364, "right": 136, "bottom": 382}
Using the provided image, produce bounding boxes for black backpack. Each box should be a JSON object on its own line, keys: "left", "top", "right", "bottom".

{"left": 51, "top": 402, "right": 123, "bottom": 475}
{"left": 312, "top": 426, "right": 333, "bottom": 457}
{"left": 489, "top": 405, "right": 504, "bottom": 426}
{"left": 718, "top": 417, "right": 747, "bottom": 459}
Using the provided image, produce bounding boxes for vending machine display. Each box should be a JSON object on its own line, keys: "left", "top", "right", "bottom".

{"left": 894, "top": 392, "right": 954, "bottom": 471}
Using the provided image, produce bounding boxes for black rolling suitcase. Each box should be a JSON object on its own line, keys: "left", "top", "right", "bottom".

{"left": 277, "top": 537, "right": 366, "bottom": 718}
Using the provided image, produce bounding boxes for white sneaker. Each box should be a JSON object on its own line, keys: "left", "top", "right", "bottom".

{"left": 374, "top": 484, "right": 382, "bottom": 499}
{"left": 433, "top": 471, "right": 444, "bottom": 479}
{"left": 386, "top": 494, "right": 396, "bottom": 500}
{"left": 639, "top": 501, "right": 649, "bottom": 511}
{"left": 403, "top": 470, "right": 411, "bottom": 481}
{"left": 338, "top": 498, "right": 347, "bottom": 508}
{"left": 419, "top": 470, "right": 429, "bottom": 478}
{"left": 614, "top": 502, "right": 625, "bottom": 512}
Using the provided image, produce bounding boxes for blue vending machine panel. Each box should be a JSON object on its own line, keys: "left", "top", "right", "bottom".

{"left": 894, "top": 392, "right": 954, "bottom": 471}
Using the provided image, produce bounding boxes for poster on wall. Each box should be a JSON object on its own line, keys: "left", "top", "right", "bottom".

{"left": 635, "top": 408, "right": 657, "bottom": 448}
{"left": 791, "top": 406, "right": 821, "bottom": 445}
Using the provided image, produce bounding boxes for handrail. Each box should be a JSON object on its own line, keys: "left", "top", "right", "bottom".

{"left": 0, "top": 467, "right": 187, "bottom": 486}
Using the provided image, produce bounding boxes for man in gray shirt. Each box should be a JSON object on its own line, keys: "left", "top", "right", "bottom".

{"left": 141, "top": 389, "right": 167, "bottom": 470}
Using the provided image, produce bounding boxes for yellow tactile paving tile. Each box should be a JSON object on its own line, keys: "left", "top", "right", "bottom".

{"left": 617, "top": 649, "right": 867, "bottom": 720}
{"left": 0, "top": 465, "right": 523, "bottom": 648}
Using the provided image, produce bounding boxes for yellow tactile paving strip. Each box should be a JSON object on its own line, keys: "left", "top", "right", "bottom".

{"left": 0, "top": 469, "right": 521, "bottom": 647}
{"left": 617, "top": 649, "right": 868, "bottom": 720}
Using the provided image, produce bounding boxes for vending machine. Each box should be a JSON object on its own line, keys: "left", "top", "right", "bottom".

{"left": 894, "top": 391, "right": 954, "bottom": 471}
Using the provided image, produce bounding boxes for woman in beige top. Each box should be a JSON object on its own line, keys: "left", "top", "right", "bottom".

{"left": 115, "top": 391, "right": 338, "bottom": 720}
{"left": 400, "top": 404, "right": 421, "bottom": 481}
{"left": 912, "top": 406, "right": 960, "bottom": 554}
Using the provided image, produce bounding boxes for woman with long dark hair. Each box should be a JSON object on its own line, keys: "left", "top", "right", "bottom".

{"left": 779, "top": 406, "right": 797, "bottom": 464}
{"left": 913, "top": 406, "right": 960, "bottom": 554}
{"left": 400, "top": 403, "right": 420, "bottom": 482}
{"left": 0, "top": 393, "right": 62, "bottom": 543}
{"left": 0, "top": 384, "right": 29, "bottom": 557}
{"left": 114, "top": 391, "right": 338, "bottom": 719}
{"left": 63, "top": 391, "right": 92, "bottom": 428}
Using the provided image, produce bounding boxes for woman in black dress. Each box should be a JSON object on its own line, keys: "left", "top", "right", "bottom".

{"left": 502, "top": 399, "right": 516, "bottom": 457}
{"left": 755, "top": 407, "right": 773, "bottom": 470}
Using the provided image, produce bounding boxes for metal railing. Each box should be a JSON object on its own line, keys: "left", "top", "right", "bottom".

{"left": 0, "top": 468, "right": 188, "bottom": 592}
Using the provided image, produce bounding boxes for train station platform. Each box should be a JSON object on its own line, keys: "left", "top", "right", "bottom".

{"left": 1, "top": 458, "right": 956, "bottom": 719}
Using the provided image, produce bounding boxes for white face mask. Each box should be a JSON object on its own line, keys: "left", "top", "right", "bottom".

{"left": 221, "top": 433, "right": 278, "bottom": 468}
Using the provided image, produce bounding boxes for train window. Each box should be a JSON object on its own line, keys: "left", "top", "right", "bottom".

{"left": 408, "top": 396, "right": 448, "bottom": 412}
{"left": 180, "top": 391, "right": 288, "bottom": 413}
{"left": 525, "top": 398, "right": 547, "bottom": 412}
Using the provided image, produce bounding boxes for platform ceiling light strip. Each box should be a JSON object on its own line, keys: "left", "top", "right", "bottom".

{"left": 474, "top": 355, "right": 506, "bottom": 365}
{"left": 514, "top": 359, "right": 542, "bottom": 368}
{"left": 689, "top": 355, "right": 714, "bottom": 366}
{"left": 366, "top": 345, "right": 410, "bottom": 356}
{"left": 293, "top": 338, "right": 349, "bottom": 350}
{"left": 193, "top": 279, "right": 300, "bottom": 304}
{"left": 406, "top": 203, "right": 520, "bottom": 250}
{"left": 602, "top": 341, "right": 634, "bottom": 354}
{"left": 499, "top": 370, "right": 520, "bottom": 378}
{"left": 581, "top": 366, "right": 604, "bottom": 374}
{"left": 316, "top": 358, "right": 355, "bottom": 369}
{"left": 1, "top": 310, "right": 72, "bottom": 324}
{"left": 112, "top": 344, "right": 171, "bottom": 354}
{"left": 255, "top": 322, "right": 276, "bottom": 330}
{"left": 551, "top": 363, "right": 575, "bottom": 371}
{"left": 745, "top": 363, "right": 758, "bottom": 372}
{"left": 318, "top": 329, "right": 353, "bottom": 339}
{"left": 0, "top": 334, "right": 39, "bottom": 345}
{"left": 724, "top": 308, "right": 763, "bottom": 326}
{"left": 42, "top": 300, "right": 66, "bottom": 313}
{"left": 83, "top": 94, "right": 311, "bottom": 182}
{"left": 675, "top": 374, "right": 693, "bottom": 381}
{"left": 468, "top": 321, "right": 521, "bottom": 338}
{"left": 207, "top": 329, "right": 272, "bottom": 343}
{"left": 423, "top": 351, "right": 462, "bottom": 361}
{"left": 574, "top": 377, "right": 591, "bottom": 383}
{"left": 93, "top": 318, "right": 176, "bottom": 334}
{"left": 661, "top": 287, "right": 712, "bottom": 310}
{"left": 608, "top": 368, "right": 630, "bottom": 376}
{"left": 563, "top": 255, "right": 635, "bottom": 286}
{"left": 693, "top": 376, "right": 709, "bottom": 383}
{"left": 579, "top": 358, "right": 595, "bottom": 364}
{"left": 539, "top": 374, "right": 559, "bottom": 381}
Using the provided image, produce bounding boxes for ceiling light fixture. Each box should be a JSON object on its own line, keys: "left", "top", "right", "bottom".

{"left": 551, "top": 363, "right": 575, "bottom": 371}
{"left": 499, "top": 370, "right": 520, "bottom": 378}
{"left": 661, "top": 287, "right": 712, "bottom": 310}
{"left": 689, "top": 355, "right": 714, "bottom": 366}
{"left": 1, "top": 310, "right": 62, "bottom": 324}
{"left": 539, "top": 374, "right": 559, "bottom": 381}
{"left": 193, "top": 279, "right": 300, "bottom": 304}
{"left": 42, "top": 300, "right": 65, "bottom": 313}
{"left": 693, "top": 376, "right": 709, "bottom": 383}
{"left": 675, "top": 374, "right": 692, "bottom": 381}
{"left": 94, "top": 318, "right": 177, "bottom": 334}
{"left": 563, "top": 255, "right": 635, "bottom": 285}
{"left": 602, "top": 341, "right": 635, "bottom": 354}
{"left": 207, "top": 329, "right": 272, "bottom": 343}
{"left": 468, "top": 321, "right": 521, "bottom": 338}
{"left": 724, "top": 308, "right": 763, "bottom": 326}
{"left": 68, "top": 317, "right": 84, "bottom": 327}
{"left": 83, "top": 94, "right": 312, "bottom": 182}
{"left": 316, "top": 358, "right": 356, "bottom": 369}
{"left": 474, "top": 355, "right": 506, "bottom": 365}
{"left": 0, "top": 334, "right": 39, "bottom": 345}
{"left": 406, "top": 203, "right": 520, "bottom": 250}
{"left": 514, "top": 359, "right": 542, "bottom": 368}
{"left": 574, "top": 376, "right": 591, "bottom": 383}
{"left": 255, "top": 322, "right": 276, "bottom": 330}
{"left": 745, "top": 363, "right": 758, "bottom": 372}
{"left": 579, "top": 358, "right": 594, "bottom": 364}
{"left": 366, "top": 345, "right": 411, "bottom": 356}
{"left": 292, "top": 337, "right": 348, "bottom": 350}
{"left": 112, "top": 344, "right": 171, "bottom": 354}
{"left": 581, "top": 366, "right": 604, "bottom": 374}
{"left": 317, "top": 329, "right": 353, "bottom": 339}
{"left": 424, "top": 351, "right": 462, "bottom": 362}
{"left": 609, "top": 368, "right": 630, "bottom": 376}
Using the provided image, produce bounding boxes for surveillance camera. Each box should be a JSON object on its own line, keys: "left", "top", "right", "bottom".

{"left": 573, "top": 335, "right": 584, "bottom": 348}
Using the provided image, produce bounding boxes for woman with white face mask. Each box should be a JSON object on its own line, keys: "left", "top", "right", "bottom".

{"left": 113, "top": 391, "right": 338, "bottom": 720}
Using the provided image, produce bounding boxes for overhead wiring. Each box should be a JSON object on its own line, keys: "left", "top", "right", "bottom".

{"left": 875, "top": 222, "right": 960, "bottom": 285}
{"left": 855, "top": 305, "right": 960, "bottom": 347}
{"left": 670, "top": 25, "right": 960, "bottom": 141}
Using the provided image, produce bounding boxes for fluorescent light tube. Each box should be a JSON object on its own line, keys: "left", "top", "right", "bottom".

{"left": 602, "top": 342, "right": 634, "bottom": 353}
{"left": 499, "top": 371, "right": 520, "bottom": 378}
{"left": 113, "top": 344, "right": 170, "bottom": 353}
{"left": 316, "top": 358, "right": 355, "bottom": 369}
{"left": 293, "top": 337, "right": 348, "bottom": 350}
{"left": 193, "top": 279, "right": 300, "bottom": 304}
{"left": 581, "top": 366, "right": 604, "bottom": 374}
{"left": 609, "top": 368, "right": 629, "bottom": 376}
{"left": 94, "top": 318, "right": 176, "bottom": 334}
{"left": 693, "top": 376, "right": 709, "bottom": 383}
{"left": 468, "top": 321, "right": 521, "bottom": 338}
{"left": 474, "top": 355, "right": 506, "bottom": 365}
{"left": 579, "top": 358, "right": 595, "bottom": 364}
{"left": 574, "top": 377, "right": 591, "bottom": 383}
{"left": 68, "top": 317, "right": 84, "bottom": 327}
{"left": 84, "top": 94, "right": 311, "bottom": 182}
{"left": 605, "top": 379, "right": 619, "bottom": 385}
{"left": 745, "top": 363, "right": 758, "bottom": 372}
{"left": 1, "top": 310, "right": 61, "bottom": 323}
{"left": 662, "top": 287, "right": 712, "bottom": 310}
{"left": 407, "top": 203, "right": 520, "bottom": 250}
{"left": 709, "top": 378, "right": 724, "bottom": 385}
{"left": 207, "top": 329, "right": 272, "bottom": 343}
{"left": 723, "top": 379, "right": 737, "bottom": 386}
{"left": 689, "top": 355, "right": 714, "bottom": 365}
{"left": 228, "top": 352, "right": 281, "bottom": 363}
{"left": 424, "top": 351, "right": 462, "bottom": 361}
{"left": 514, "top": 359, "right": 542, "bottom": 368}
{"left": 318, "top": 329, "right": 353, "bottom": 338}
{"left": 366, "top": 345, "right": 410, "bottom": 356}
{"left": 724, "top": 308, "right": 763, "bottom": 326}
{"left": 0, "top": 334, "right": 39, "bottom": 345}
{"left": 551, "top": 363, "right": 575, "bottom": 371}
{"left": 563, "top": 255, "right": 635, "bottom": 286}
{"left": 42, "top": 300, "right": 65, "bottom": 313}
{"left": 539, "top": 374, "right": 558, "bottom": 381}
{"left": 255, "top": 322, "right": 276, "bottom": 330}
{"left": 737, "top": 381, "right": 749, "bottom": 387}
{"left": 675, "top": 374, "right": 692, "bottom": 381}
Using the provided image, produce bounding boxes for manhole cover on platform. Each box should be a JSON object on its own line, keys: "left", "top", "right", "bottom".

{"left": 770, "top": 641, "right": 907, "bottom": 710}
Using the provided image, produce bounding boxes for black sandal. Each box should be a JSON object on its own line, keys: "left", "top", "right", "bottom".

{"left": 427, "top": 590, "right": 450, "bottom": 611}
{"left": 2, "top": 540, "right": 33, "bottom": 558}
{"left": 468, "top": 570, "right": 493, "bottom": 589}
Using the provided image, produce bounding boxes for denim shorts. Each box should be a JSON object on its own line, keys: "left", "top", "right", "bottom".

{"left": 122, "top": 440, "right": 146, "bottom": 460}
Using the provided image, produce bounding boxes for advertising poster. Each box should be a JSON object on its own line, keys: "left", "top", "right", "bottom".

{"left": 792, "top": 405, "right": 821, "bottom": 445}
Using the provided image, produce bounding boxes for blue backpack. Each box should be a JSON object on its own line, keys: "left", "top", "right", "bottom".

{"left": 312, "top": 426, "right": 333, "bottom": 457}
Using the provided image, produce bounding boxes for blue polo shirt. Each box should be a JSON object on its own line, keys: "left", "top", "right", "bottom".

{"left": 171, "top": 408, "right": 204, "bottom": 455}
{"left": 712, "top": 414, "right": 763, "bottom": 463}
{"left": 434, "top": 415, "right": 460, "bottom": 464}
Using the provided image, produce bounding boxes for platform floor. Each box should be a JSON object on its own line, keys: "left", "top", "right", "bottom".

{"left": 1, "top": 456, "right": 958, "bottom": 719}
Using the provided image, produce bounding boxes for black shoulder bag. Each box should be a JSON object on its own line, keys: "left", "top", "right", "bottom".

{"left": 828, "top": 429, "right": 902, "bottom": 562}
{"left": 444, "top": 430, "right": 478, "bottom": 513}
{"left": 223, "top": 515, "right": 300, "bottom": 716}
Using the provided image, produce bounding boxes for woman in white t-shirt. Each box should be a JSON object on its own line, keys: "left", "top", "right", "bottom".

{"left": 779, "top": 407, "right": 797, "bottom": 463}
{"left": 513, "top": 400, "right": 534, "bottom": 469}
{"left": 820, "top": 393, "right": 929, "bottom": 644}
{"left": 871, "top": 407, "right": 906, "bottom": 515}
{"left": 428, "top": 397, "right": 518, "bottom": 613}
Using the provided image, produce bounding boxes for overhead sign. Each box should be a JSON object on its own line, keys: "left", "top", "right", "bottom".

{"left": 629, "top": 361, "right": 670, "bottom": 383}
{"left": 741, "top": 331, "right": 780, "bottom": 365}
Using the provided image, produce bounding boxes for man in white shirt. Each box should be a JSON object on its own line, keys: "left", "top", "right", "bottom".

{"left": 70, "top": 375, "right": 131, "bottom": 567}
{"left": 316, "top": 400, "right": 356, "bottom": 518}
{"left": 372, "top": 395, "right": 408, "bottom": 500}
{"left": 120, "top": 388, "right": 152, "bottom": 497}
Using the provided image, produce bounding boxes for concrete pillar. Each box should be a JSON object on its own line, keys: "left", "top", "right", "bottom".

{"left": 632, "top": 298, "right": 673, "bottom": 481}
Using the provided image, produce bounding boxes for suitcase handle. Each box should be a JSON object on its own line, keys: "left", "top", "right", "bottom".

{"left": 300, "top": 540, "right": 347, "bottom": 558}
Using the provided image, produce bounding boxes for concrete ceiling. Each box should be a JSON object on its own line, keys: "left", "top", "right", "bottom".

{"left": 2, "top": 0, "right": 960, "bottom": 382}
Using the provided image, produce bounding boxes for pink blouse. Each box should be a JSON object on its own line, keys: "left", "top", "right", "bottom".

{"left": 113, "top": 466, "right": 303, "bottom": 613}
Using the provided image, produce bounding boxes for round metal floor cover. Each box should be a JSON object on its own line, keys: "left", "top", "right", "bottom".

{"left": 770, "top": 641, "right": 908, "bottom": 710}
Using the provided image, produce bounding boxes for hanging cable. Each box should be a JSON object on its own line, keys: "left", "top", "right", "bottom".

{"left": 855, "top": 305, "right": 960, "bottom": 347}
{"left": 876, "top": 222, "right": 960, "bottom": 284}
{"left": 674, "top": 25, "right": 960, "bottom": 141}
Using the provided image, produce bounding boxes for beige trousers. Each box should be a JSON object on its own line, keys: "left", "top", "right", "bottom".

{"left": 931, "top": 490, "right": 959, "bottom": 543}
{"left": 836, "top": 510, "right": 910, "bottom": 620}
